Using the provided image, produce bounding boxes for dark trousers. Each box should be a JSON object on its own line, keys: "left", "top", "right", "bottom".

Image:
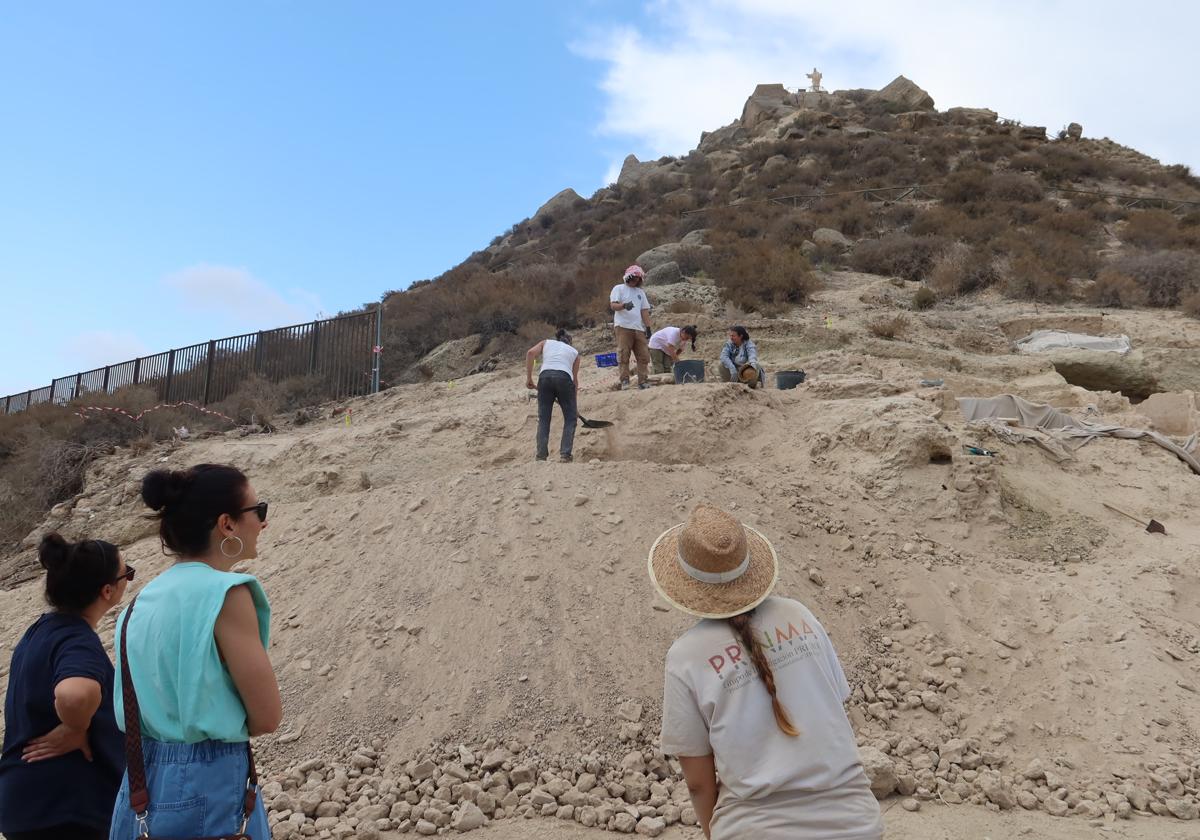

{"left": 536, "top": 370, "right": 577, "bottom": 458}
{"left": 7, "top": 826, "right": 106, "bottom": 840}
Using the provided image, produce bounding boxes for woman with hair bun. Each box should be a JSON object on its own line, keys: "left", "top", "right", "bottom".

{"left": 0, "top": 533, "right": 133, "bottom": 840}
{"left": 107, "top": 464, "right": 280, "bottom": 840}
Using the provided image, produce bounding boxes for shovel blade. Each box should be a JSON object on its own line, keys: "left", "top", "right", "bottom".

{"left": 1146, "top": 519, "right": 1167, "bottom": 535}
{"left": 580, "top": 417, "right": 613, "bottom": 429}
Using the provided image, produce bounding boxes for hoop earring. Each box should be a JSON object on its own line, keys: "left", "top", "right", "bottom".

{"left": 220, "top": 536, "right": 244, "bottom": 559}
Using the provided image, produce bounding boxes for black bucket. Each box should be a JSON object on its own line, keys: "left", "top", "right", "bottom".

{"left": 673, "top": 360, "right": 706, "bottom": 384}
{"left": 775, "top": 370, "right": 806, "bottom": 390}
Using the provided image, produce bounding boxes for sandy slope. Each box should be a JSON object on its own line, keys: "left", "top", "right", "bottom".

{"left": 1, "top": 272, "right": 1197, "bottom": 833}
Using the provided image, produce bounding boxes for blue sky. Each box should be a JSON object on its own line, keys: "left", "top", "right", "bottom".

{"left": 3, "top": 1, "right": 1198, "bottom": 396}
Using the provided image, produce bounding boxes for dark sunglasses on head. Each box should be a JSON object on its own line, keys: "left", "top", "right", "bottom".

{"left": 238, "top": 502, "right": 269, "bottom": 522}
{"left": 114, "top": 564, "right": 135, "bottom": 584}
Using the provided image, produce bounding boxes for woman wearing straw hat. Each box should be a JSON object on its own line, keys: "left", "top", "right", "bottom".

{"left": 648, "top": 505, "right": 883, "bottom": 840}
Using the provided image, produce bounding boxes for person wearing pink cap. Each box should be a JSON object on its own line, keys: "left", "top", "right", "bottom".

{"left": 610, "top": 265, "right": 653, "bottom": 390}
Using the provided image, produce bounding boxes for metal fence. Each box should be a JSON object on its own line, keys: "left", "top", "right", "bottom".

{"left": 3, "top": 307, "right": 383, "bottom": 415}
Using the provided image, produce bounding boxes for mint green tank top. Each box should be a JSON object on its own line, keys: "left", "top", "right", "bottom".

{"left": 113, "top": 562, "right": 271, "bottom": 743}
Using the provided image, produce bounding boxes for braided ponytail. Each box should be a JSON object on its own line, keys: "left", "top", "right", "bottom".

{"left": 728, "top": 610, "right": 800, "bottom": 737}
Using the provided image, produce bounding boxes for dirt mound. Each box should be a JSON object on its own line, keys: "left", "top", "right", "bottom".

{"left": 2, "top": 272, "right": 1199, "bottom": 836}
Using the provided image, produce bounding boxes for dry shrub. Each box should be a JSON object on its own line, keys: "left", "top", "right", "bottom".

{"left": 867, "top": 314, "right": 910, "bottom": 340}
{"left": 1030, "top": 145, "right": 1113, "bottom": 184}
{"left": 909, "top": 206, "right": 1006, "bottom": 244}
{"left": 975, "top": 133, "right": 1022, "bottom": 163}
{"left": 941, "top": 168, "right": 991, "bottom": 204}
{"left": 1001, "top": 254, "right": 1069, "bottom": 302}
{"left": 928, "top": 243, "right": 1000, "bottom": 296}
{"left": 1121, "top": 210, "right": 1200, "bottom": 251}
{"left": 212, "top": 375, "right": 284, "bottom": 429}
{"left": 674, "top": 244, "right": 715, "bottom": 275}
{"left": 1089, "top": 269, "right": 1147, "bottom": 308}
{"left": 996, "top": 228, "right": 1099, "bottom": 282}
{"left": 766, "top": 210, "right": 813, "bottom": 249}
{"left": 1037, "top": 207, "right": 1096, "bottom": 238}
{"left": 0, "top": 386, "right": 196, "bottom": 550}
{"left": 851, "top": 234, "right": 950, "bottom": 283}
{"left": 988, "top": 173, "right": 1046, "bottom": 203}
{"left": 712, "top": 235, "right": 818, "bottom": 314}
{"left": 1181, "top": 290, "right": 1200, "bottom": 319}
{"left": 912, "top": 286, "right": 937, "bottom": 310}
{"left": 517, "top": 321, "right": 556, "bottom": 344}
{"left": 811, "top": 196, "right": 874, "bottom": 237}
{"left": 1110, "top": 250, "right": 1200, "bottom": 307}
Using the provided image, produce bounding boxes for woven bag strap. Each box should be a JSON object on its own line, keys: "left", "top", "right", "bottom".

{"left": 119, "top": 595, "right": 150, "bottom": 815}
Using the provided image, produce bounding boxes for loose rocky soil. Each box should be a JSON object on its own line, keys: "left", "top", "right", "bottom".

{"left": 2, "top": 272, "right": 1198, "bottom": 837}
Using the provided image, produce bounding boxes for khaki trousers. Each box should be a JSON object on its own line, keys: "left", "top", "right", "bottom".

{"left": 616, "top": 327, "right": 651, "bottom": 385}
{"left": 650, "top": 349, "right": 674, "bottom": 374}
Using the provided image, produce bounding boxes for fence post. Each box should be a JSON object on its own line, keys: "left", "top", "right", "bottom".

{"left": 2, "top": 395, "right": 7, "bottom": 415}
{"left": 202, "top": 340, "right": 216, "bottom": 405}
{"left": 101, "top": 366, "right": 110, "bottom": 395}
{"left": 254, "top": 332, "right": 264, "bottom": 373}
{"left": 309, "top": 321, "right": 320, "bottom": 374}
{"left": 165, "top": 349, "right": 177, "bottom": 402}
{"left": 132, "top": 357, "right": 142, "bottom": 385}
{"left": 372, "top": 305, "right": 383, "bottom": 394}
{"left": 73, "top": 372, "right": 82, "bottom": 401}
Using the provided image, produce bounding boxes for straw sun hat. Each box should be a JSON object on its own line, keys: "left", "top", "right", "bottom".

{"left": 647, "top": 504, "right": 779, "bottom": 619}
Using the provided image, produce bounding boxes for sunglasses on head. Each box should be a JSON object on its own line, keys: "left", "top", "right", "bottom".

{"left": 238, "top": 501, "right": 269, "bottom": 522}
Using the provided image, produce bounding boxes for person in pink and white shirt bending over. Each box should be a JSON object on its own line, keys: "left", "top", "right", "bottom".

{"left": 648, "top": 325, "right": 698, "bottom": 375}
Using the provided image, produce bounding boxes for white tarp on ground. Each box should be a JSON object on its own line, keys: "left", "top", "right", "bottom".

{"left": 958, "top": 394, "right": 1200, "bottom": 476}
{"left": 1014, "top": 330, "right": 1132, "bottom": 355}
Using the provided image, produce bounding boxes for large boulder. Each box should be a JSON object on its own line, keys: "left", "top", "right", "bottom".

{"left": 946, "top": 107, "right": 998, "bottom": 125}
{"left": 896, "top": 111, "right": 934, "bottom": 131}
{"left": 699, "top": 121, "right": 746, "bottom": 152}
{"left": 645, "top": 261, "right": 683, "bottom": 286}
{"left": 535, "top": 188, "right": 582, "bottom": 220}
{"left": 635, "top": 243, "right": 685, "bottom": 272}
{"left": 1066, "top": 122, "right": 1083, "bottom": 140}
{"left": 740, "top": 83, "right": 794, "bottom": 128}
{"left": 617, "top": 155, "right": 657, "bottom": 189}
{"left": 870, "top": 75, "right": 934, "bottom": 111}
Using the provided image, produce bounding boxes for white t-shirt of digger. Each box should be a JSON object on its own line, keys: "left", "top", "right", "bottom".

{"left": 610, "top": 283, "right": 650, "bottom": 330}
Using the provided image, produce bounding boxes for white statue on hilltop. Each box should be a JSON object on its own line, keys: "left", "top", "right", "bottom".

{"left": 806, "top": 67, "right": 823, "bottom": 92}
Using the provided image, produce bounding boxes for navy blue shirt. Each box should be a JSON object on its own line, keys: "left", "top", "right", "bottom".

{"left": 0, "top": 613, "right": 125, "bottom": 832}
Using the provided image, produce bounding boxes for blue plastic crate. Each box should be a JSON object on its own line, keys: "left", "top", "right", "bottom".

{"left": 595, "top": 352, "right": 618, "bottom": 368}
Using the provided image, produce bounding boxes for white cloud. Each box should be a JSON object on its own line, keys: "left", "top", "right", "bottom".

{"left": 577, "top": 1, "right": 1200, "bottom": 182}
{"left": 164, "top": 264, "right": 323, "bottom": 329}
{"left": 63, "top": 331, "right": 150, "bottom": 370}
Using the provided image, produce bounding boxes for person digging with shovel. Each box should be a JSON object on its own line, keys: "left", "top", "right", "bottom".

{"left": 526, "top": 329, "right": 581, "bottom": 463}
